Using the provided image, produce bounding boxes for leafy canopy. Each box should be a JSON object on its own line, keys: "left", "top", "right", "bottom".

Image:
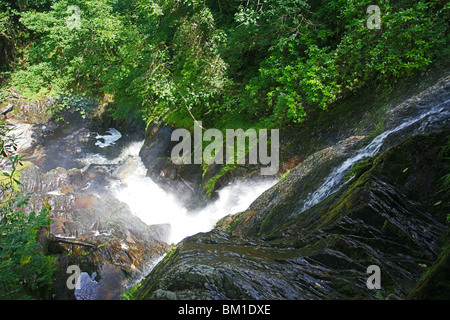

{"left": 3, "top": 0, "right": 449, "bottom": 127}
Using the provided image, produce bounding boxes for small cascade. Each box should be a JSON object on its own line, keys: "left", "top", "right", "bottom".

{"left": 300, "top": 99, "right": 450, "bottom": 214}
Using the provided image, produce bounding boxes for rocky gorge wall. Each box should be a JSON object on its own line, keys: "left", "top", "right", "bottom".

{"left": 0, "top": 98, "right": 169, "bottom": 299}
{"left": 132, "top": 130, "right": 449, "bottom": 300}
{"left": 130, "top": 74, "right": 450, "bottom": 300}
{"left": 1, "top": 69, "right": 449, "bottom": 300}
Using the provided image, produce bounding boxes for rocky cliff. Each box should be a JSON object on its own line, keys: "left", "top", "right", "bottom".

{"left": 130, "top": 75, "right": 450, "bottom": 300}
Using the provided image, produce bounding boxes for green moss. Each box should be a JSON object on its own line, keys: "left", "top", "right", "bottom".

{"left": 224, "top": 211, "right": 245, "bottom": 233}
{"left": 165, "top": 244, "right": 178, "bottom": 260}
{"left": 126, "top": 244, "right": 178, "bottom": 300}
{"left": 380, "top": 219, "right": 410, "bottom": 244}
{"left": 343, "top": 157, "right": 374, "bottom": 182}
{"left": 407, "top": 244, "right": 450, "bottom": 300}
{"left": 121, "top": 281, "right": 142, "bottom": 300}
{"left": 203, "top": 164, "right": 236, "bottom": 198}
{"left": 315, "top": 170, "right": 370, "bottom": 231}
{"left": 278, "top": 169, "right": 291, "bottom": 182}
{"left": 257, "top": 205, "right": 279, "bottom": 236}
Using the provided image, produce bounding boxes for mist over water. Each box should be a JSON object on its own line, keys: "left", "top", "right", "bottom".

{"left": 83, "top": 138, "right": 277, "bottom": 244}
{"left": 115, "top": 170, "right": 276, "bottom": 244}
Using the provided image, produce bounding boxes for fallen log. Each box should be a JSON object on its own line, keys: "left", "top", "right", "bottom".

{"left": 51, "top": 236, "right": 97, "bottom": 249}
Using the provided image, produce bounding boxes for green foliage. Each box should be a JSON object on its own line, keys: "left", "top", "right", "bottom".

{"left": 247, "top": 0, "right": 449, "bottom": 123}
{"left": 0, "top": 120, "right": 56, "bottom": 300}
{"left": 48, "top": 93, "right": 95, "bottom": 121}
{"left": 3, "top": 0, "right": 449, "bottom": 127}
{"left": 437, "top": 135, "right": 450, "bottom": 224}
{"left": 7, "top": 0, "right": 225, "bottom": 124}
{"left": 0, "top": 194, "right": 55, "bottom": 299}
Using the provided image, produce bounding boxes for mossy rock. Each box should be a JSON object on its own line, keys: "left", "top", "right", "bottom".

{"left": 130, "top": 130, "right": 450, "bottom": 300}
{"left": 407, "top": 243, "right": 450, "bottom": 300}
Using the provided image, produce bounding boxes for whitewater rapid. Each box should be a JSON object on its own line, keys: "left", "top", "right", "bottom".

{"left": 83, "top": 134, "right": 277, "bottom": 244}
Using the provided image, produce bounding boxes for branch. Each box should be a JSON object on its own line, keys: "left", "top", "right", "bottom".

{"left": 51, "top": 236, "right": 97, "bottom": 249}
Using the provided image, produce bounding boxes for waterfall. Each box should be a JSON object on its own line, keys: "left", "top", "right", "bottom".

{"left": 300, "top": 99, "right": 450, "bottom": 214}
{"left": 115, "top": 171, "right": 276, "bottom": 244}
{"left": 81, "top": 139, "right": 277, "bottom": 244}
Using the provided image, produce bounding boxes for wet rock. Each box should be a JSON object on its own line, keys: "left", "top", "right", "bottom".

{"left": 0, "top": 103, "right": 13, "bottom": 115}
{"left": 129, "top": 75, "right": 450, "bottom": 300}
{"left": 218, "top": 135, "right": 367, "bottom": 237}
{"left": 2, "top": 96, "right": 54, "bottom": 123}
{"left": 18, "top": 162, "right": 169, "bottom": 300}
{"left": 138, "top": 124, "right": 207, "bottom": 209}
{"left": 132, "top": 130, "right": 449, "bottom": 300}
{"left": 138, "top": 124, "right": 273, "bottom": 209}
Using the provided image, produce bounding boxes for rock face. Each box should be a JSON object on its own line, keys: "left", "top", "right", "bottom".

{"left": 137, "top": 124, "right": 267, "bottom": 210}
{"left": 18, "top": 162, "right": 168, "bottom": 300}
{"left": 0, "top": 96, "right": 54, "bottom": 123}
{"left": 138, "top": 124, "right": 206, "bottom": 209}
{"left": 131, "top": 75, "right": 450, "bottom": 300}
{"left": 0, "top": 100, "right": 169, "bottom": 300}
{"left": 132, "top": 130, "right": 449, "bottom": 300}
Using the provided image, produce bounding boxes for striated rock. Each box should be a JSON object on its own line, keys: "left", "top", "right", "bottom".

{"left": 131, "top": 129, "right": 449, "bottom": 300}
{"left": 1, "top": 96, "right": 54, "bottom": 123}
{"left": 218, "top": 135, "right": 367, "bottom": 237}
{"left": 129, "top": 74, "right": 450, "bottom": 301}
{"left": 18, "top": 162, "right": 169, "bottom": 300}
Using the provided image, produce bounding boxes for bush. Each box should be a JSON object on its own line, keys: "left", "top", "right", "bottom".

{"left": 0, "top": 194, "right": 55, "bottom": 299}
{"left": 0, "top": 120, "right": 56, "bottom": 299}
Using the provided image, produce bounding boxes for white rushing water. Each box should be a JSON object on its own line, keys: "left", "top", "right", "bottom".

{"left": 81, "top": 99, "right": 447, "bottom": 244}
{"left": 300, "top": 102, "right": 449, "bottom": 214}
{"left": 95, "top": 128, "right": 122, "bottom": 148}
{"left": 83, "top": 140, "right": 277, "bottom": 244}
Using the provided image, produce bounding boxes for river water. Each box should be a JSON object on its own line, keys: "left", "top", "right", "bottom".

{"left": 300, "top": 97, "right": 450, "bottom": 214}
{"left": 3, "top": 117, "right": 277, "bottom": 299}
{"left": 2, "top": 75, "right": 448, "bottom": 299}
{"left": 14, "top": 117, "right": 276, "bottom": 245}
{"left": 79, "top": 137, "right": 276, "bottom": 244}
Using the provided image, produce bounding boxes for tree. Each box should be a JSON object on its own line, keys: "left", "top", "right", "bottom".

{"left": 5, "top": 0, "right": 450, "bottom": 127}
